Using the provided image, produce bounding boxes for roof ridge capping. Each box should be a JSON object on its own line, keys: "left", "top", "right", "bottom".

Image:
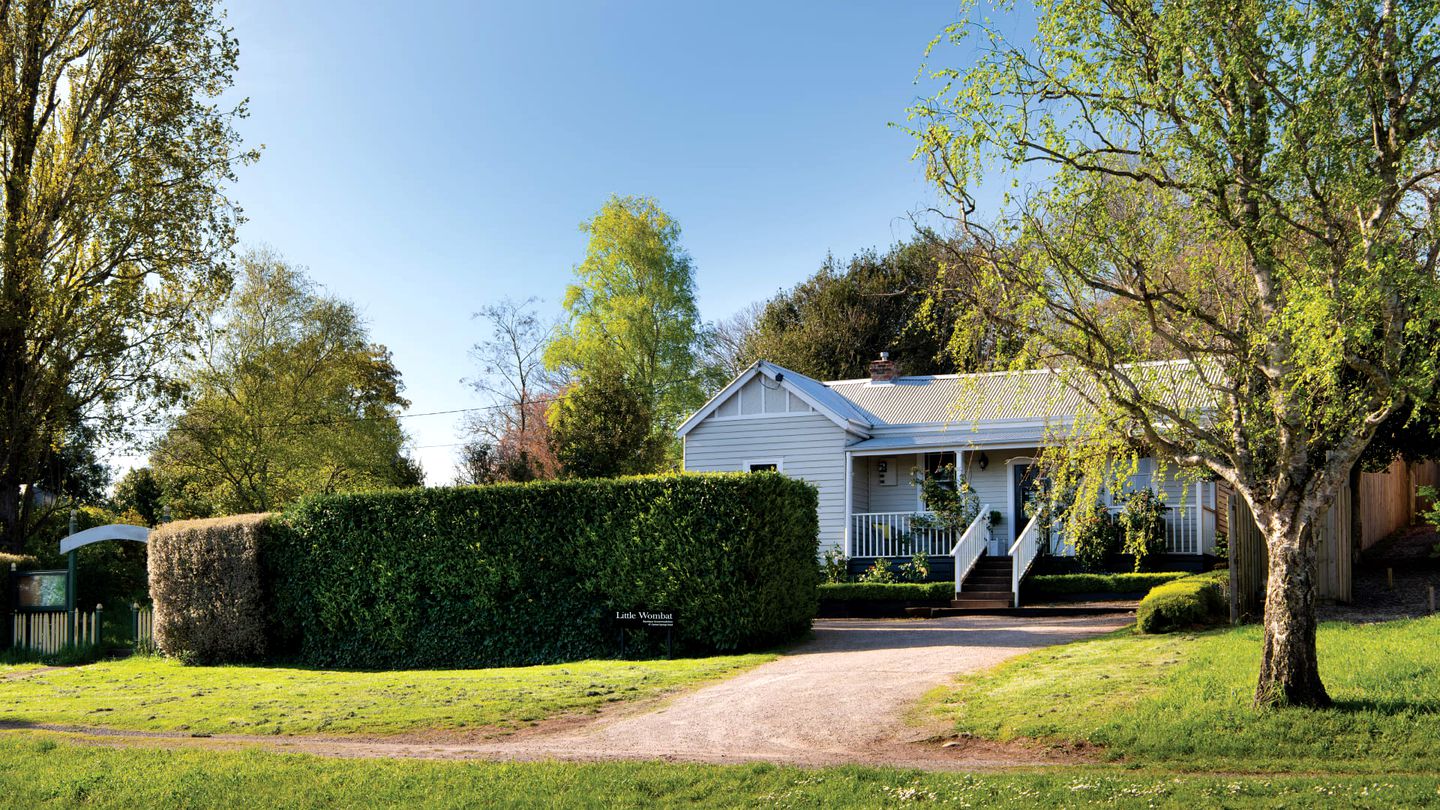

{"left": 822, "top": 357, "right": 1199, "bottom": 387}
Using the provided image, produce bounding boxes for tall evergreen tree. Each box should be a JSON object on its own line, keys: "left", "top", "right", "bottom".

{"left": 742, "top": 238, "right": 1021, "bottom": 380}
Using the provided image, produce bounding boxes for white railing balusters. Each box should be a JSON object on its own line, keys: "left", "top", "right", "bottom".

{"left": 849, "top": 511, "right": 964, "bottom": 558}
{"left": 1009, "top": 514, "right": 1043, "bottom": 608}
{"left": 951, "top": 504, "right": 991, "bottom": 595}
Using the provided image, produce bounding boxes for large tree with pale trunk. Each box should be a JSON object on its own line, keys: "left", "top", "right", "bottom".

{"left": 911, "top": 0, "right": 1440, "bottom": 706}
{"left": 0, "top": 0, "right": 253, "bottom": 552}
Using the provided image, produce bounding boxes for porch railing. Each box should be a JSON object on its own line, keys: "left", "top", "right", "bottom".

{"left": 1010, "top": 514, "right": 1043, "bottom": 608}
{"left": 849, "top": 511, "right": 959, "bottom": 557}
{"left": 1104, "top": 500, "right": 1204, "bottom": 555}
{"left": 952, "top": 504, "right": 992, "bottom": 594}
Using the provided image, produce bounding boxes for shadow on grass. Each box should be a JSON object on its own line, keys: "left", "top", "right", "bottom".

{"left": 1330, "top": 697, "right": 1440, "bottom": 716}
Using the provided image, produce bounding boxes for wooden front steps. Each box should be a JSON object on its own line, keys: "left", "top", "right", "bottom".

{"left": 915, "top": 552, "right": 1136, "bottom": 617}
{"left": 950, "top": 554, "right": 1015, "bottom": 610}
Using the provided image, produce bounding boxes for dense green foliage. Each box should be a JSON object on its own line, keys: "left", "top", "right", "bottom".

{"left": 6, "top": 734, "right": 1437, "bottom": 810}
{"left": 739, "top": 237, "right": 1019, "bottom": 379}
{"left": 1069, "top": 505, "right": 1120, "bottom": 572}
{"left": 932, "top": 615, "right": 1440, "bottom": 773}
{"left": 1116, "top": 490, "right": 1168, "bottom": 572}
{"left": 112, "top": 468, "right": 165, "bottom": 527}
{"left": 151, "top": 251, "right": 423, "bottom": 517}
{"left": 817, "top": 582, "right": 953, "bottom": 602}
{"left": 1025, "top": 572, "right": 1188, "bottom": 597}
{"left": 548, "top": 360, "right": 666, "bottom": 478}
{"left": 267, "top": 474, "right": 818, "bottom": 668}
{"left": 544, "top": 195, "right": 706, "bottom": 464}
{"left": 0, "top": 0, "right": 253, "bottom": 554}
{"left": 1, "top": 653, "right": 770, "bottom": 736}
{"left": 1135, "top": 572, "right": 1228, "bottom": 634}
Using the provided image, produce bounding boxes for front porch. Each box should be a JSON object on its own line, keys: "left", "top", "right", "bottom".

{"left": 841, "top": 448, "right": 1219, "bottom": 605}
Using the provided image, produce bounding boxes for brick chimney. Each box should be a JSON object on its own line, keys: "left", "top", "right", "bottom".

{"left": 869, "top": 352, "right": 899, "bottom": 383}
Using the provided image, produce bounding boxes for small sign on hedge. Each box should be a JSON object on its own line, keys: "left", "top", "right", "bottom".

{"left": 613, "top": 609, "right": 675, "bottom": 629}
{"left": 614, "top": 608, "right": 676, "bottom": 657}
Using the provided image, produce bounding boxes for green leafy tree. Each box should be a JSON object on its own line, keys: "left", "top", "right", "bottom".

{"left": 151, "top": 249, "right": 421, "bottom": 516}
{"left": 548, "top": 362, "right": 665, "bottom": 479}
{"left": 544, "top": 195, "right": 704, "bottom": 462}
{"left": 113, "top": 467, "right": 165, "bottom": 527}
{"left": 0, "top": 0, "right": 252, "bottom": 552}
{"left": 742, "top": 237, "right": 1020, "bottom": 380}
{"left": 912, "top": 0, "right": 1440, "bottom": 706}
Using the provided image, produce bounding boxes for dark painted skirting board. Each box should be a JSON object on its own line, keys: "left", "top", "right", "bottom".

{"left": 817, "top": 599, "right": 949, "bottom": 618}
{"left": 845, "top": 555, "right": 955, "bottom": 582}
{"left": 1021, "top": 590, "right": 1150, "bottom": 602}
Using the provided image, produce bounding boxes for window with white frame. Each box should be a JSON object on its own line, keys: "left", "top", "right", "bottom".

{"left": 744, "top": 458, "right": 783, "bottom": 473}
{"left": 922, "top": 451, "right": 958, "bottom": 487}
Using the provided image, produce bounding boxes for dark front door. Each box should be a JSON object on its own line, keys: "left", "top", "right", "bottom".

{"left": 1013, "top": 462, "right": 1042, "bottom": 541}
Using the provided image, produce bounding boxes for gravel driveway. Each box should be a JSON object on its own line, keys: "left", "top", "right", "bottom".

{"left": 466, "top": 614, "right": 1129, "bottom": 769}
{"left": 22, "top": 615, "right": 1129, "bottom": 770}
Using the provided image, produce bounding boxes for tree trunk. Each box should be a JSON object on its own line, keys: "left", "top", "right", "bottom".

{"left": 1254, "top": 527, "right": 1331, "bottom": 708}
{"left": 0, "top": 476, "right": 21, "bottom": 555}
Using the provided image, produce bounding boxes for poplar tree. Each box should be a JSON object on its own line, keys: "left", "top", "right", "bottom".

{"left": 0, "top": 0, "right": 252, "bottom": 551}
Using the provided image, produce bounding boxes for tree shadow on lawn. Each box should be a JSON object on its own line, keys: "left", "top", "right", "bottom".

{"left": 1328, "top": 697, "right": 1440, "bottom": 716}
{"left": 782, "top": 617, "right": 1130, "bottom": 656}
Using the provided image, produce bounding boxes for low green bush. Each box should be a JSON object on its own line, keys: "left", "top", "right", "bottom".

{"left": 1135, "top": 570, "right": 1228, "bottom": 633}
{"left": 818, "top": 582, "right": 953, "bottom": 602}
{"left": 267, "top": 473, "right": 818, "bottom": 669}
{"left": 148, "top": 514, "right": 271, "bottom": 664}
{"left": 1026, "top": 572, "right": 1189, "bottom": 596}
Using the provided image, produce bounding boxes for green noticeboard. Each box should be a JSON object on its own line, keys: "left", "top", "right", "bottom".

{"left": 14, "top": 571, "right": 68, "bottom": 610}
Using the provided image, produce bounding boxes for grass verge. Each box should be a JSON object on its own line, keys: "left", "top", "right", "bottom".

{"left": 0, "top": 653, "right": 772, "bottom": 736}
{"left": 1, "top": 732, "right": 1436, "bottom": 808}
{"left": 927, "top": 615, "right": 1440, "bottom": 772}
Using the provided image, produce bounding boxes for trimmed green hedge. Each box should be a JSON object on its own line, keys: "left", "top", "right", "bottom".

{"left": 265, "top": 473, "right": 819, "bottom": 669}
{"left": 818, "top": 582, "right": 953, "bottom": 602}
{"left": 1025, "top": 572, "right": 1189, "bottom": 597}
{"left": 1136, "top": 570, "right": 1228, "bottom": 633}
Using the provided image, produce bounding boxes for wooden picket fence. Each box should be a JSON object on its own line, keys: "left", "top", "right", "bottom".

{"left": 132, "top": 603, "right": 156, "bottom": 652}
{"left": 11, "top": 606, "right": 103, "bottom": 655}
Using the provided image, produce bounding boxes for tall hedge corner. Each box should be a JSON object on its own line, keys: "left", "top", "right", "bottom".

{"left": 149, "top": 513, "right": 272, "bottom": 664}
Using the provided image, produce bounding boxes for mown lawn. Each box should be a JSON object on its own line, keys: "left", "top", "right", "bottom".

{"left": 0, "top": 654, "right": 772, "bottom": 736}
{"left": 927, "top": 615, "right": 1440, "bottom": 773}
{"left": 0, "top": 732, "right": 1434, "bottom": 809}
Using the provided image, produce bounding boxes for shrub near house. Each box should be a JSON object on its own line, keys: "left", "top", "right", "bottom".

{"left": 1135, "top": 571, "right": 1228, "bottom": 633}
{"left": 150, "top": 473, "right": 819, "bottom": 668}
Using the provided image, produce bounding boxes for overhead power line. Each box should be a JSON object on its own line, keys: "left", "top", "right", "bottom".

{"left": 127, "top": 394, "right": 571, "bottom": 435}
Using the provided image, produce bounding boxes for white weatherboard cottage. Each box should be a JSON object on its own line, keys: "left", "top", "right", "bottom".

{"left": 677, "top": 354, "right": 1221, "bottom": 604}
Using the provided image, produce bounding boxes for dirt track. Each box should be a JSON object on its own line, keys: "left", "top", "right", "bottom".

{"left": 10, "top": 615, "right": 1129, "bottom": 770}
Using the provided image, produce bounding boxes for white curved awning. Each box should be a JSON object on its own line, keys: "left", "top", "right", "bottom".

{"left": 59, "top": 524, "right": 150, "bottom": 554}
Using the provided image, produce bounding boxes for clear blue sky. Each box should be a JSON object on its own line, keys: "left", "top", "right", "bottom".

{"left": 214, "top": 1, "right": 974, "bottom": 483}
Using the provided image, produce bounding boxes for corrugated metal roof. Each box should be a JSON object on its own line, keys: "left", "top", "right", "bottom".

{"left": 815, "top": 360, "right": 1214, "bottom": 429}
{"left": 758, "top": 361, "right": 880, "bottom": 427}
